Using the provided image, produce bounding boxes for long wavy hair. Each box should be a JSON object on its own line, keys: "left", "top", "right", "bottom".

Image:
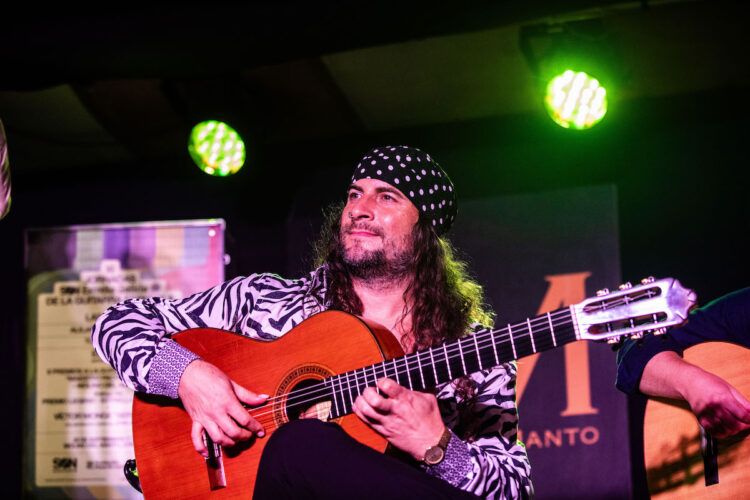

{"left": 313, "top": 202, "right": 494, "bottom": 351}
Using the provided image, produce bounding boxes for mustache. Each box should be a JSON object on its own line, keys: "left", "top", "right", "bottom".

{"left": 342, "top": 222, "right": 383, "bottom": 237}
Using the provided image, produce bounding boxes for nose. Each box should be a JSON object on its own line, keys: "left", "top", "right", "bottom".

{"left": 349, "top": 193, "right": 375, "bottom": 221}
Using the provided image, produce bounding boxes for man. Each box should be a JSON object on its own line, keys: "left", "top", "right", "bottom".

{"left": 93, "top": 145, "right": 533, "bottom": 498}
{"left": 616, "top": 287, "right": 750, "bottom": 438}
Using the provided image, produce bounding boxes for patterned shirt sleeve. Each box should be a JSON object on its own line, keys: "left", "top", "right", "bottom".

{"left": 91, "top": 271, "right": 323, "bottom": 397}
{"left": 430, "top": 326, "right": 533, "bottom": 499}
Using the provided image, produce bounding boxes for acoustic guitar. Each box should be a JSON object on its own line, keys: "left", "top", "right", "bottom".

{"left": 644, "top": 342, "right": 750, "bottom": 499}
{"left": 132, "top": 277, "right": 695, "bottom": 498}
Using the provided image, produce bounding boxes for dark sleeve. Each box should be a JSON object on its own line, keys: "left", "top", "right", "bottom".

{"left": 616, "top": 287, "right": 750, "bottom": 395}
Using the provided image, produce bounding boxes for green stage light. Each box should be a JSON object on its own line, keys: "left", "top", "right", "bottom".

{"left": 188, "top": 121, "right": 246, "bottom": 176}
{"left": 545, "top": 70, "right": 607, "bottom": 130}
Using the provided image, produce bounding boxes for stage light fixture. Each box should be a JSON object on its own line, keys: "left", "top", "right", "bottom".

{"left": 188, "top": 120, "right": 246, "bottom": 176}
{"left": 545, "top": 70, "right": 607, "bottom": 130}
{"left": 520, "top": 19, "right": 623, "bottom": 131}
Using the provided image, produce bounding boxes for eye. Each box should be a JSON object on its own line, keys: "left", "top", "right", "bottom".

{"left": 381, "top": 193, "right": 395, "bottom": 202}
{"left": 347, "top": 190, "right": 361, "bottom": 200}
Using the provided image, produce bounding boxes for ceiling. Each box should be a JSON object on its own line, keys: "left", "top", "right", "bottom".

{"left": 0, "top": 1, "right": 746, "bottom": 171}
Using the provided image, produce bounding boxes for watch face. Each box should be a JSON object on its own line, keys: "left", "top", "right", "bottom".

{"left": 424, "top": 446, "right": 445, "bottom": 465}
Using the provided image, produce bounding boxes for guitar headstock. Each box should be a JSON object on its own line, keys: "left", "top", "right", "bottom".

{"left": 571, "top": 277, "right": 696, "bottom": 344}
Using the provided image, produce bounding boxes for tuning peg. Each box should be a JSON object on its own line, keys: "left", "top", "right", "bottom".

{"left": 629, "top": 332, "right": 644, "bottom": 340}
{"left": 640, "top": 276, "right": 656, "bottom": 285}
{"left": 618, "top": 282, "right": 633, "bottom": 290}
{"left": 596, "top": 288, "right": 610, "bottom": 296}
{"left": 653, "top": 327, "right": 668, "bottom": 335}
{"left": 606, "top": 337, "right": 621, "bottom": 344}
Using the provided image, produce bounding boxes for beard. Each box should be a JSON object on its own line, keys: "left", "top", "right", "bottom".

{"left": 339, "top": 223, "right": 413, "bottom": 284}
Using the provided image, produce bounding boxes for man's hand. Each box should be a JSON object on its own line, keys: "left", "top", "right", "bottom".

{"left": 641, "top": 351, "right": 750, "bottom": 439}
{"left": 178, "top": 360, "right": 268, "bottom": 457}
{"left": 681, "top": 368, "right": 750, "bottom": 439}
{"left": 352, "top": 378, "right": 446, "bottom": 461}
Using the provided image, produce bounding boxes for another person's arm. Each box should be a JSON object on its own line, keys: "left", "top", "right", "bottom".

{"left": 639, "top": 351, "right": 750, "bottom": 438}
{"left": 617, "top": 287, "right": 750, "bottom": 438}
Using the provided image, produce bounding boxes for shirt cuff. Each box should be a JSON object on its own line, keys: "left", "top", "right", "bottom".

{"left": 425, "top": 430, "right": 472, "bottom": 486}
{"left": 147, "top": 339, "right": 201, "bottom": 399}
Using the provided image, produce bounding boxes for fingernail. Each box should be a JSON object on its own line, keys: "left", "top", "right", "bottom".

{"left": 257, "top": 431, "right": 265, "bottom": 437}
{"left": 259, "top": 394, "right": 269, "bottom": 399}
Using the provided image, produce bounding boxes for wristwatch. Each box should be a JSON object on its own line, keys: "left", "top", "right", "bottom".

{"left": 422, "top": 427, "right": 452, "bottom": 466}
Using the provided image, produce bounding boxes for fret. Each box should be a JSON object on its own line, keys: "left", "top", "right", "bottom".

{"left": 354, "top": 369, "right": 362, "bottom": 397}
{"left": 429, "top": 348, "right": 438, "bottom": 385}
{"left": 404, "top": 354, "right": 414, "bottom": 389}
{"left": 325, "top": 378, "right": 340, "bottom": 419}
{"left": 343, "top": 371, "right": 353, "bottom": 410}
{"left": 508, "top": 323, "right": 517, "bottom": 359}
{"left": 457, "top": 338, "right": 467, "bottom": 375}
{"left": 339, "top": 375, "right": 349, "bottom": 414}
{"left": 375, "top": 364, "right": 382, "bottom": 389}
{"left": 512, "top": 320, "right": 535, "bottom": 359}
{"left": 473, "top": 334, "right": 483, "bottom": 370}
{"left": 490, "top": 329, "right": 500, "bottom": 365}
{"left": 416, "top": 352, "right": 426, "bottom": 389}
{"left": 547, "top": 311, "right": 557, "bottom": 347}
{"left": 370, "top": 365, "right": 380, "bottom": 395}
{"left": 527, "top": 318, "right": 537, "bottom": 353}
{"left": 443, "top": 344, "right": 453, "bottom": 380}
{"left": 360, "top": 367, "right": 369, "bottom": 393}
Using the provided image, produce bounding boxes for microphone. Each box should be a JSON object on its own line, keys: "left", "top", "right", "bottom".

{"left": 0, "top": 119, "right": 10, "bottom": 220}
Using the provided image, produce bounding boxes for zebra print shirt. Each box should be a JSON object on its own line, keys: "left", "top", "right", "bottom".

{"left": 91, "top": 266, "right": 532, "bottom": 499}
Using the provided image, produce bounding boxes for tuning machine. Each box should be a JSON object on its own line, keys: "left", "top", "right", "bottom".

{"left": 652, "top": 327, "right": 668, "bottom": 336}
{"left": 629, "top": 332, "right": 644, "bottom": 340}
{"left": 618, "top": 282, "right": 632, "bottom": 290}
{"left": 596, "top": 288, "right": 610, "bottom": 297}
{"left": 640, "top": 276, "right": 656, "bottom": 285}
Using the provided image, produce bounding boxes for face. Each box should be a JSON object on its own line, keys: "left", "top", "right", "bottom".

{"left": 340, "top": 178, "right": 420, "bottom": 272}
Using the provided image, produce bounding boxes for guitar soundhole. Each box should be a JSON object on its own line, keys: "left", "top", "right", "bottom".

{"left": 285, "top": 378, "right": 332, "bottom": 422}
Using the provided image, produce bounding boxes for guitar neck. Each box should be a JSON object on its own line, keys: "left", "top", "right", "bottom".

{"left": 324, "top": 307, "right": 578, "bottom": 419}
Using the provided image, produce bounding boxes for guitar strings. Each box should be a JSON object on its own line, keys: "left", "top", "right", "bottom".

{"left": 247, "top": 319, "right": 574, "bottom": 429}
{"left": 244, "top": 291, "right": 658, "bottom": 415}
{"left": 246, "top": 307, "right": 573, "bottom": 409}
{"left": 247, "top": 319, "right": 570, "bottom": 423}
{"left": 243, "top": 292, "right": 662, "bottom": 422}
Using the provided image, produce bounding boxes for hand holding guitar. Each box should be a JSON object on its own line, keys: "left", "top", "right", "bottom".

{"left": 178, "top": 359, "right": 268, "bottom": 456}
{"left": 353, "top": 377, "right": 445, "bottom": 461}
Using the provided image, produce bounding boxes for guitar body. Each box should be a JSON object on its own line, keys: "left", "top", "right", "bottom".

{"left": 132, "top": 311, "right": 404, "bottom": 499}
{"left": 644, "top": 342, "right": 750, "bottom": 499}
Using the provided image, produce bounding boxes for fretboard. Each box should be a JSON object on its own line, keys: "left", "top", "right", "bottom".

{"left": 322, "top": 306, "right": 577, "bottom": 419}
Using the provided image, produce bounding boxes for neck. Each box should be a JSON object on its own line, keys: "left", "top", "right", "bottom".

{"left": 352, "top": 276, "right": 414, "bottom": 349}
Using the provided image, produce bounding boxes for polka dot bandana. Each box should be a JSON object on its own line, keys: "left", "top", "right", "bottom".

{"left": 350, "top": 145, "right": 458, "bottom": 236}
